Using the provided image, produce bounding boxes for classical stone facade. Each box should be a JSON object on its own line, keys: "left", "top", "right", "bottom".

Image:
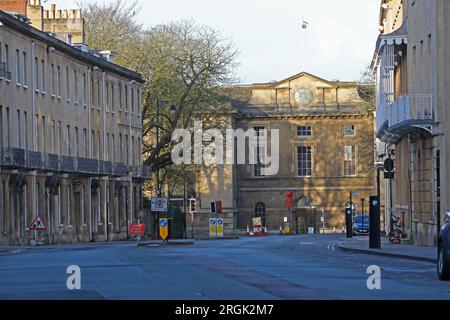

{"left": 0, "top": 8, "right": 148, "bottom": 245}
{"left": 373, "top": 0, "right": 449, "bottom": 246}
{"left": 193, "top": 72, "right": 376, "bottom": 236}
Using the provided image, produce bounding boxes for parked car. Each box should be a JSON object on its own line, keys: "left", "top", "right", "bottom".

{"left": 438, "top": 213, "right": 450, "bottom": 281}
{"left": 353, "top": 215, "right": 369, "bottom": 236}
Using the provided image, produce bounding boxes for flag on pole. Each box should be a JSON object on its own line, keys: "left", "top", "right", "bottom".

{"left": 302, "top": 18, "right": 309, "bottom": 29}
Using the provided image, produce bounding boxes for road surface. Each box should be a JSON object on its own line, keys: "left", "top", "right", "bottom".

{"left": 0, "top": 235, "right": 448, "bottom": 300}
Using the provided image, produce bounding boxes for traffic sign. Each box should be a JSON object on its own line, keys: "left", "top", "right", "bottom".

{"left": 209, "top": 218, "right": 217, "bottom": 237}
{"left": 151, "top": 198, "right": 168, "bottom": 212}
{"left": 29, "top": 216, "right": 47, "bottom": 231}
{"left": 129, "top": 224, "right": 145, "bottom": 235}
{"left": 217, "top": 218, "right": 224, "bottom": 237}
{"left": 159, "top": 218, "right": 169, "bottom": 240}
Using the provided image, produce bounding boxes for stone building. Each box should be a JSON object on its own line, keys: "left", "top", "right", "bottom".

{"left": 0, "top": 4, "right": 148, "bottom": 245}
{"left": 373, "top": 0, "right": 449, "bottom": 246}
{"left": 192, "top": 72, "right": 376, "bottom": 236}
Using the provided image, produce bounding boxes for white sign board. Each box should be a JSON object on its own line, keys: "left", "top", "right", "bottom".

{"left": 151, "top": 198, "right": 168, "bottom": 212}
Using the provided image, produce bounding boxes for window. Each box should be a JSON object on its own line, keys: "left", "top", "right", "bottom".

{"left": 91, "top": 130, "right": 95, "bottom": 157}
{"left": 56, "top": 66, "right": 61, "bottom": 97}
{"left": 41, "top": 60, "right": 45, "bottom": 92}
{"left": 97, "top": 81, "right": 100, "bottom": 107}
{"left": 67, "top": 185, "right": 72, "bottom": 226}
{"left": 83, "top": 129, "right": 87, "bottom": 157}
{"left": 344, "top": 146, "right": 357, "bottom": 176}
{"left": 58, "top": 121, "right": 62, "bottom": 156}
{"left": 51, "top": 64, "right": 55, "bottom": 95}
{"left": 106, "top": 82, "right": 109, "bottom": 110}
{"left": 6, "top": 108, "right": 10, "bottom": 147}
{"left": 83, "top": 73, "right": 87, "bottom": 105}
{"left": 106, "top": 133, "right": 110, "bottom": 161}
{"left": 125, "top": 134, "right": 129, "bottom": 164}
{"left": 66, "top": 125, "right": 71, "bottom": 156}
{"left": 66, "top": 66, "right": 70, "bottom": 101}
{"left": 112, "top": 134, "right": 115, "bottom": 162}
{"left": 34, "top": 57, "right": 38, "bottom": 89}
{"left": 16, "top": 110, "right": 21, "bottom": 148}
{"left": 22, "top": 52, "right": 27, "bottom": 86}
{"left": 297, "top": 146, "right": 312, "bottom": 177}
{"left": 125, "top": 85, "right": 128, "bottom": 111}
{"left": 297, "top": 126, "right": 312, "bottom": 138}
{"left": 75, "top": 127, "right": 79, "bottom": 157}
{"left": 344, "top": 125, "right": 356, "bottom": 137}
{"left": 15, "top": 49, "right": 20, "bottom": 84}
{"left": 119, "top": 133, "right": 123, "bottom": 162}
{"left": 35, "top": 114, "right": 40, "bottom": 151}
{"left": 4, "top": 45, "right": 9, "bottom": 78}
{"left": 51, "top": 120, "right": 55, "bottom": 154}
{"left": 111, "top": 83, "right": 115, "bottom": 111}
{"left": 42, "top": 116, "right": 46, "bottom": 153}
{"left": 23, "top": 112, "right": 27, "bottom": 150}
{"left": 74, "top": 70, "right": 78, "bottom": 103}
{"left": 131, "top": 87, "right": 134, "bottom": 113}
{"left": 119, "top": 83, "right": 122, "bottom": 110}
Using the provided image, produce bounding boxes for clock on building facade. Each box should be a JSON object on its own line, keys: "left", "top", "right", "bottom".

{"left": 295, "top": 89, "right": 313, "bottom": 106}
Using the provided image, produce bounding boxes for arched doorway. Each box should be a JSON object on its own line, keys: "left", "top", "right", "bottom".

{"left": 255, "top": 202, "right": 266, "bottom": 226}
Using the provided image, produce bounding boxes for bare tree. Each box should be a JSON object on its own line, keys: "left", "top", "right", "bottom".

{"left": 77, "top": 0, "right": 143, "bottom": 68}
{"left": 357, "top": 64, "right": 376, "bottom": 107}
{"left": 141, "top": 20, "right": 240, "bottom": 171}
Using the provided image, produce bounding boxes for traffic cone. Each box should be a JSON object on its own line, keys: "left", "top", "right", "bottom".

{"left": 264, "top": 226, "right": 268, "bottom": 236}
{"left": 279, "top": 226, "right": 283, "bottom": 235}
{"left": 246, "top": 225, "right": 250, "bottom": 236}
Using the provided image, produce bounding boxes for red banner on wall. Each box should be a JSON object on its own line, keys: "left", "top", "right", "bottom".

{"left": 286, "top": 192, "right": 294, "bottom": 209}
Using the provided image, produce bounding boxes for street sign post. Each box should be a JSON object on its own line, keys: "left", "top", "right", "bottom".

{"left": 345, "top": 208, "right": 353, "bottom": 238}
{"left": 159, "top": 219, "right": 169, "bottom": 241}
{"left": 369, "top": 196, "right": 381, "bottom": 249}
{"left": 29, "top": 216, "right": 47, "bottom": 231}
{"left": 217, "top": 218, "right": 224, "bottom": 237}
{"left": 151, "top": 198, "right": 168, "bottom": 212}
{"left": 209, "top": 218, "right": 217, "bottom": 237}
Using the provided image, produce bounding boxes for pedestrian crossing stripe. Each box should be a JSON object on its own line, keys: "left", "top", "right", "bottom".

{"left": 29, "top": 216, "right": 47, "bottom": 231}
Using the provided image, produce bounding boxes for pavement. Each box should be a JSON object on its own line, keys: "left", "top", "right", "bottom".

{"left": 0, "top": 234, "right": 448, "bottom": 300}
{"left": 335, "top": 236, "right": 437, "bottom": 264}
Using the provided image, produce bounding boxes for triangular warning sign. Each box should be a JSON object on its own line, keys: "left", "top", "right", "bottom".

{"left": 30, "top": 216, "right": 47, "bottom": 231}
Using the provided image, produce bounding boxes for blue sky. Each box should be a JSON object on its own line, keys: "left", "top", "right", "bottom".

{"left": 56, "top": 0, "right": 380, "bottom": 84}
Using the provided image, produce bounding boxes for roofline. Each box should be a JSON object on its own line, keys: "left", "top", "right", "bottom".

{"left": 0, "top": 10, "right": 145, "bottom": 83}
{"left": 246, "top": 71, "right": 357, "bottom": 89}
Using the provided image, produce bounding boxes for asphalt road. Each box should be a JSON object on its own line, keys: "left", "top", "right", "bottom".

{"left": 0, "top": 234, "right": 448, "bottom": 300}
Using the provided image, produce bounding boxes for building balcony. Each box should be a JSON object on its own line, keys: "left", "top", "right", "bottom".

{"left": 78, "top": 157, "right": 100, "bottom": 175}
{"left": 25, "top": 151, "right": 44, "bottom": 170}
{"left": 0, "top": 147, "right": 25, "bottom": 169}
{"left": 45, "top": 154, "right": 60, "bottom": 171}
{"left": 61, "top": 156, "right": 76, "bottom": 173}
{"left": 100, "top": 160, "right": 113, "bottom": 176}
{"left": 1, "top": 148, "right": 143, "bottom": 179}
{"left": 377, "top": 94, "right": 435, "bottom": 143}
{"left": 112, "top": 162, "right": 128, "bottom": 177}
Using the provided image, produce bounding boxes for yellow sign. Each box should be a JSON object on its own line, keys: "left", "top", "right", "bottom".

{"left": 284, "top": 223, "right": 290, "bottom": 235}
{"left": 209, "top": 218, "right": 217, "bottom": 237}
{"left": 252, "top": 217, "right": 262, "bottom": 227}
{"left": 159, "top": 218, "right": 169, "bottom": 240}
{"left": 217, "top": 218, "right": 224, "bottom": 237}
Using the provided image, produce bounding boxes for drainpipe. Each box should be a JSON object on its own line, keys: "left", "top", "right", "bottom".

{"left": 102, "top": 71, "right": 108, "bottom": 241}
{"left": 87, "top": 68, "right": 92, "bottom": 240}
{"left": 128, "top": 81, "right": 134, "bottom": 225}
{"left": 31, "top": 41, "right": 37, "bottom": 238}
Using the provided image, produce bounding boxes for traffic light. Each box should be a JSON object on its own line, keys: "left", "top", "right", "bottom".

{"left": 189, "top": 199, "right": 196, "bottom": 213}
